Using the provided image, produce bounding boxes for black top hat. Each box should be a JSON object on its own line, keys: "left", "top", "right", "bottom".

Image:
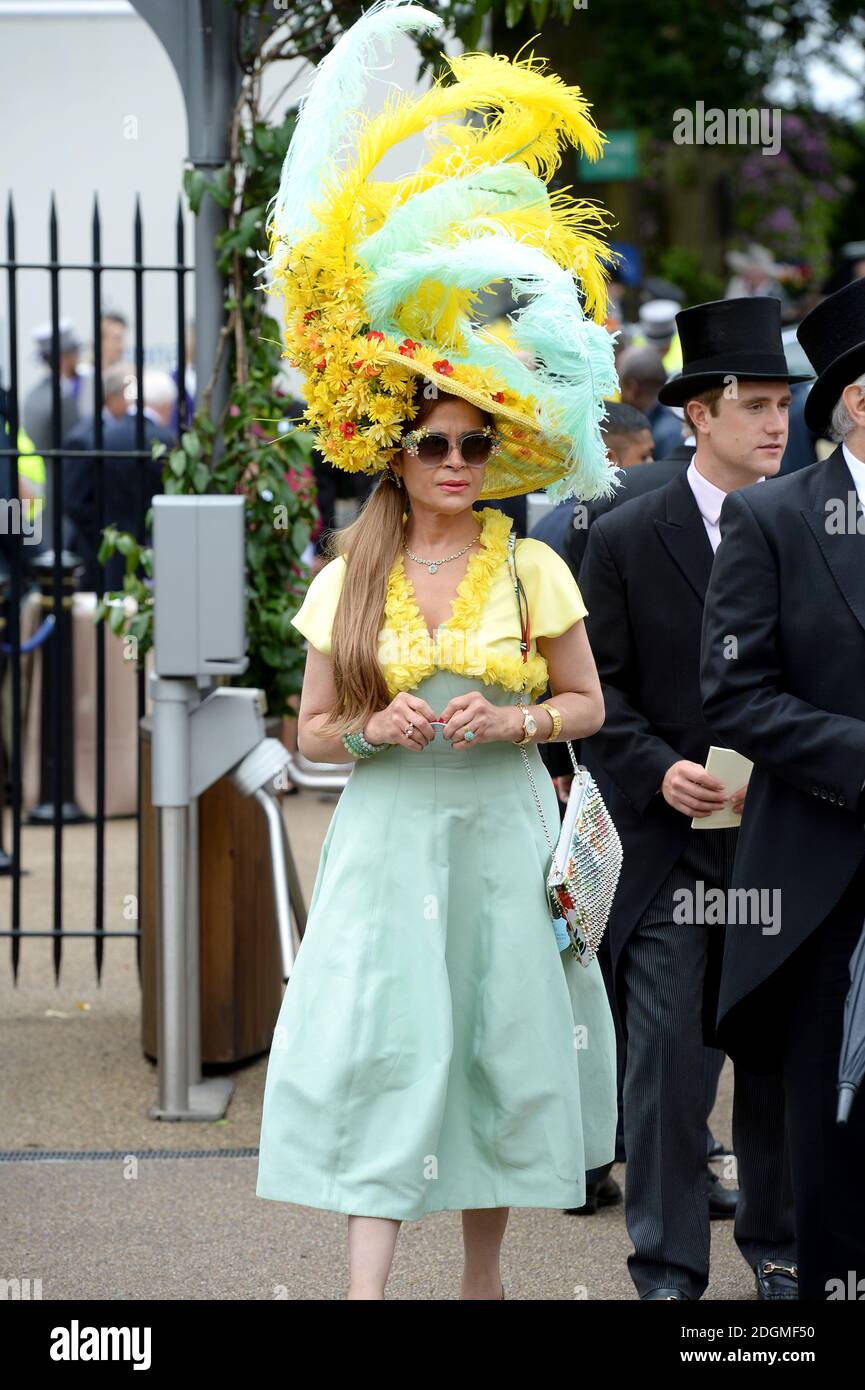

{"left": 657, "top": 297, "right": 811, "bottom": 407}
{"left": 797, "top": 277, "right": 865, "bottom": 434}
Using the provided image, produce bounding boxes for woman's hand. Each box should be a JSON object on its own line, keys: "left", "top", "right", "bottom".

{"left": 364, "top": 693, "right": 438, "bottom": 751}
{"left": 437, "top": 692, "right": 517, "bottom": 749}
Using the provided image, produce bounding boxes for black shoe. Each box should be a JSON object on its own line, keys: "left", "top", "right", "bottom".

{"left": 707, "top": 1166, "right": 739, "bottom": 1219}
{"left": 564, "top": 1181, "right": 598, "bottom": 1215}
{"left": 641, "top": 1287, "right": 691, "bottom": 1300}
{"left": 754, "top": 1259, "right": 798, "bottom": 1300}
{"left": 563, "top": 1173, "right": 622, "bottom": 1216}
{"left": 596, "top": 1173, "right": 622, "bottom": 1206}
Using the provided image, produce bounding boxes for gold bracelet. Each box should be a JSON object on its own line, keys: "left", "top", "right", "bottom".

{"left": 541, "top": 703, "right": 563, "bottom": 741}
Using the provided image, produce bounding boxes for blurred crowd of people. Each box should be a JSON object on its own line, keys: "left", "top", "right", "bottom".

{"left": 0, "top": 311, "right": 193, "bottom": 587}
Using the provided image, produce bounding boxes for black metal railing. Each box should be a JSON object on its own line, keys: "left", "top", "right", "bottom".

{"left": 0, "top": 194, "right": 192, "bottom": 982}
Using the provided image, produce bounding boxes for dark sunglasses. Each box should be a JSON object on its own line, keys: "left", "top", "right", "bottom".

{"left": 401, "top": 425, "right": 501, "bottom": 467}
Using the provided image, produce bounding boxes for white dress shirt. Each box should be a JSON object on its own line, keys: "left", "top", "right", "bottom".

{"left": 686, "top": 460, "right": 728, "bottom": 553}
{"left": 842, "top": 440, "right": 865, "bottom": 511}
{"left": 840, "top": 442, "right": 865, "bottom": 799}
{"left": 686, "top": 459, "right": 766, "bottom": 552}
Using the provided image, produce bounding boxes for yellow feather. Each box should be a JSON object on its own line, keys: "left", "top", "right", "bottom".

{"left": 342, "top": 49, "right": 603, "bottom": 194}
{"left": 269, "top": 44, "right": 614, "bottom": 330}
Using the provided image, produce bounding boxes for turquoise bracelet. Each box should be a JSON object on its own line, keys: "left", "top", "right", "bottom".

{"left": 342, "top": 727, "right": 392, "bottom": 759}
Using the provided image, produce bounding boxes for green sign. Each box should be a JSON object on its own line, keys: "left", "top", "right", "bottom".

{"left": 580, "top": 129, "right": 639, "bottom": 182}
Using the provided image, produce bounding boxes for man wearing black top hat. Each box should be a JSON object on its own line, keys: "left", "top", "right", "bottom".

{"left": 578, "top": 297, "right": 807, "bottom": 1300}
{"left": 701, "top": 277, "right": 865, "bottom": 1299}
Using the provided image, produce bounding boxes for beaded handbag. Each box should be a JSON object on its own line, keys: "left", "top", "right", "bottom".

{"left": 506, "top": 531, "right": 623, "bottom": 965}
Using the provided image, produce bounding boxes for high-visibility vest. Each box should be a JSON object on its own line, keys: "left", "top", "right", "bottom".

{"left": 16, "top": 426, "right": 45, "bottom": 489}
{"left": 631, "top": 330, "right": 683, "bottom": 375}
{"left": 2, "top": 422, "right": 45, "bottom": 516}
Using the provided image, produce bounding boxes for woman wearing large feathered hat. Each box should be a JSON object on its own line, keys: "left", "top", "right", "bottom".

{"left": 256, "top": 0, "right": 620, "bottom": 1299}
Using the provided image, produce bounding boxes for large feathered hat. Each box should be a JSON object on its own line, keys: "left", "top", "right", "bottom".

{"left": 265, "top": 0, "right": 619, "bottom": 503}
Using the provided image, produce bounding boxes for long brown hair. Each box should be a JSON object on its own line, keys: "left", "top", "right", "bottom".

{"left": 313, "top": 382, "right": 494, "bottom": 740}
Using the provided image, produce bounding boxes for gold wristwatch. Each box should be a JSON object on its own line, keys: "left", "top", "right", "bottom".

{"left": 513, "top": 705, "right": 539, "bottom": 748}
{"left": 542, "top": 703, "right": 563, "bottom": 741}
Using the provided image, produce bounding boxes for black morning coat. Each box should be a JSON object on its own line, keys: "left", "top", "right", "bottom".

{"left": 575, "top": 465, "right": 730, "bottom": 1038}
{"left": 700, "top": 445, "right": 865, "bottom": 1070}
{"left": 540, "top": 444, "right": 695, "bottom": 782}
{"left": 563, "top": 443, "right": 694, "bottom": 578}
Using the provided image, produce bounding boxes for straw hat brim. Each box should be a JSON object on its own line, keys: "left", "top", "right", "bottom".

{"left": 379, "top": 350, "right": 573, "bottom": 499}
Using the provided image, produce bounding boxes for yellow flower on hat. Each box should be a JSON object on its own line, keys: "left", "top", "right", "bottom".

{"left": 367, "top": 394, "right": 403, "bottom": 426}
{"left": 367, "top": 419, "right": 405, "bottom": 449}
{"left": 379, "top": 363, "right": 412, "bottom": 393}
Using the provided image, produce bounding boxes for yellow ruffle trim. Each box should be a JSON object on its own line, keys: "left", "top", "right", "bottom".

{"left": 380, "top": 505, "right": 551, "bottom": 701}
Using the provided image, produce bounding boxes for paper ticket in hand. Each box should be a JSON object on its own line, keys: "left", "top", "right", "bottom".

{"left": 691, "top": 746, "right": 754, "bottom": 830}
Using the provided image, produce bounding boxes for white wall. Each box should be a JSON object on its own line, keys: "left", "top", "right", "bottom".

{"left": 0, "top": 0, "right": 460, "bottom": 400}
{"left": 0, "top": 0, "right": 190, "bottom": 396}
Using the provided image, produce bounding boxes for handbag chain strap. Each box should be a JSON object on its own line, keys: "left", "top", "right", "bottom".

{"left": 506, "top": 531, "right": 584, "bottom": 858}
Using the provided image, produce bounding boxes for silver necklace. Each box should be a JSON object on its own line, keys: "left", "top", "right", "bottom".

{"left": 402, "top": 534, "right": 478, "bottom": 575}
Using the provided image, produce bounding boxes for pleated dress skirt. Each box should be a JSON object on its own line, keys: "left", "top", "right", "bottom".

{"left": 256, "top": 669, "right": 618, "bottom": 1220}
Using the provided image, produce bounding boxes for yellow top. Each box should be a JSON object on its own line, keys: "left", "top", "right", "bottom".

{"left": 290, "top": 506, "right": 587, "bottom": 702}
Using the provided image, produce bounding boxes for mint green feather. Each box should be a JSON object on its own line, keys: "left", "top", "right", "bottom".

{"left": 358, "top": 165, "right": 553, "bottom": 276}
{"left": 267, "top": 1, "right": 442, "bottom": 267}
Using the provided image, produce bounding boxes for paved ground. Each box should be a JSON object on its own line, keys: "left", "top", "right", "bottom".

{"left": 1, "top": 789, "right": 751, "bottom": 1301}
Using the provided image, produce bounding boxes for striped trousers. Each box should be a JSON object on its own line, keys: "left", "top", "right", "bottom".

{"left": 619, "top": 827, "right": 795, "bottom": 1298}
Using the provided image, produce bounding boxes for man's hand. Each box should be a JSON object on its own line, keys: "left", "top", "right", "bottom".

{"left": 553, "top": 774, "right": 574, "bottom": 803}
{"left": 661, "top": 760, "right": 729, "bottom": 818}
{"left": 730, "top": 782, "right": 748, "bottom": 817}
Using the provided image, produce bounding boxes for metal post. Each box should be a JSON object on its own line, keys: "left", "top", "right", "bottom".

{"left": 150, "top": 675, "right": 193, "bottom": 1119}
{"left": 150, "top": 672, "right": 234, "bottom": 1120}
{"left": 252, "top": 788, "right": 298, "bottom": 982}
{"left": 156, "top": 803, "right": 189, "bottom": 1117}
{"left": 0, "top": 576, "right": 11, "bottom": 873}
{"left": 28, "top": 550, "right": 85, "bottom": 825}
{"left": 130, "top": 0, "right": 246, "bottom": 444}
{"left": 186, "top": 794, "right": 201, "bottom": 1083}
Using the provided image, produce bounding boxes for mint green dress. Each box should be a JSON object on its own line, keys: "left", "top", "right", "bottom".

{"left": 256, "top": 512, "right": 617, "bottom": 1220}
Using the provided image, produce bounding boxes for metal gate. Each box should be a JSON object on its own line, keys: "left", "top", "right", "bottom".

{"left": 0, "top": 193, "right": 191, "bottom": 981}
